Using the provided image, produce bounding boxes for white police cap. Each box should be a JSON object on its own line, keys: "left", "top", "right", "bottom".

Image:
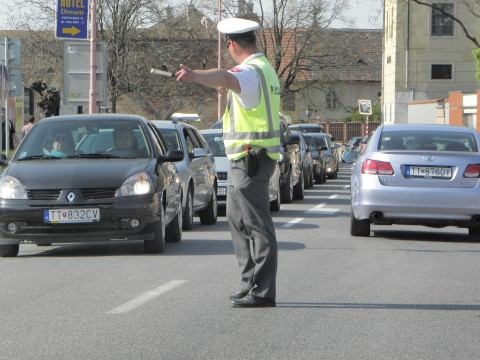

{"left": 217, "top": 18, "right": 260, "bottom": 35}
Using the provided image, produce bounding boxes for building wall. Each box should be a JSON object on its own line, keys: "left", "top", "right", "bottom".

{"left": 383, "top": 0, "right": 480, "bottom": 124}
{"left": 296, "top": 81, "right": 381, "bottom": 122}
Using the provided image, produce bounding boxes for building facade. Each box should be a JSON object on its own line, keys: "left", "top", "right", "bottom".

{"left": 383, "top": 0, "right": 480, "bottom": 124}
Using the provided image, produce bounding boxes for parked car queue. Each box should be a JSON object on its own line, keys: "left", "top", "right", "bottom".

{"left": 0, "top": 114, "right": 343, "bottom": 258}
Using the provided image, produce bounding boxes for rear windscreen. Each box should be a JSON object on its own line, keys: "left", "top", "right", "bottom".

{"left": 379, "top": 131, "right": 478, "bottom": 152}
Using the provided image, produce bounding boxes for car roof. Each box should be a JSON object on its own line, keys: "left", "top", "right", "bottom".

{"left": 151, "top": 119, "right": 199, "bottom": 131}
{"left": 39, "top": 114, "right": 148, "bottom": 124}
{"left": 200, "top": 129, "right": 222, "bottom": 135}
{"left": 379, "top": 124, "right": 477, "bottom": 134}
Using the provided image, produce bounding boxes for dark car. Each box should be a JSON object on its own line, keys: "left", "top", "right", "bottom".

{"left": 279, "top": 119, "right": 303, "bottom": 202}
{"left": 303, "top": 133, "right": 327, "bottom": 184}
{"left": 290, "top": 131, "right": 314, "bottom": 189}
{"left": 0, "top": 114, "right": 184, "bottom": 257}
{"left": 152, "top": 118, "right": 218, "bottom": 230}
{"left": 288, "top": 123, "right": 324, "bottom": 133}
{"left": 312, "top": 133, "right": 339, "bottom": 179}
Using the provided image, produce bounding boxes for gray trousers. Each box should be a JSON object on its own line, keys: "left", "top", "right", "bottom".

{"left": 226, "top": 155, "right": 278, "bottom": 300}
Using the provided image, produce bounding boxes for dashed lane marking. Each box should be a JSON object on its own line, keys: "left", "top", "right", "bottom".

{"left": 283, "top": 217, "right": 304, "bottom": 228}
{"left": 306, "top": 202, "right": 340, "bottom": 215}
{"left": 107, "top": 280, "right": 188, "bottom": 314}
{"left": 328, "top": 194, "right": 338, "bottom": 199}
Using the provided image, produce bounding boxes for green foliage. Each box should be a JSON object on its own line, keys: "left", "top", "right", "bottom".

{"left": 345, "top": 103, "right": 381, "bottom": 123}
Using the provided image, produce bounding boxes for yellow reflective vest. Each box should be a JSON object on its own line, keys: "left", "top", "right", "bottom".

{"left": 222, "top": 54, "right": 281, "bottom": 161}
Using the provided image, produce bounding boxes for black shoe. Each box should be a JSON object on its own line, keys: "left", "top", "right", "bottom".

{"left": 231, "top": 294, "right": 276, "bottom": 308}
{"left": 229, "top": 289, "right": 250, "bottom": 300}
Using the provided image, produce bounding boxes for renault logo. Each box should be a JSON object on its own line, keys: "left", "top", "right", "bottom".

{"left": 66, "top": 192, "right": 76, "bottom": 203}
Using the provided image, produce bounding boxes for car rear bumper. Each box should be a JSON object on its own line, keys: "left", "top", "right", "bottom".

{"left": 352, "top": 182, "right": 480, "bottom": 225}
{"left": 0, "top": 197, "right": 161, "bottom": 245}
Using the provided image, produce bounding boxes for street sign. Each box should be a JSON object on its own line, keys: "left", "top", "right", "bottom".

{"left": 63, "top": 41, "right": 107, "bottom": 104}
{"left": 0, "top": 38, "right": 22, "bottom": 97}
{"left": 358, "top": 99, "right": 372, "bottom": 115}
{"left": 55, "top": 0, "right": 89, "bottom": 40}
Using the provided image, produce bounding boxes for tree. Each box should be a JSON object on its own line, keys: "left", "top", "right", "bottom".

{"left": 218, "top": 0, "right": 348, "bottom": 97}
{"left": 8, "top": 0, "right": 166, "bottom": 112}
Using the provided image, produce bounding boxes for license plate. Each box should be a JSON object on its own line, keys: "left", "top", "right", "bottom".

{"left": 407, "top": 166, "right": 452, "bottom": 179}
{"left": 44, "top": 208, "right": 101, "bottom": 224}
{"left": 217, "top": 187, "right": 227, "bottom": 196}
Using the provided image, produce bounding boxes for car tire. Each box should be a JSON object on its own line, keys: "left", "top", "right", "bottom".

{"left": 166, "top": 199, "right": 182, "bottom": 243}
{"left": 350, "top": 213, "right": 370, "bottom": 237}
{"left": 199, "top": 189, "right": 218, "bottom": 225}
{"left": 0, "top": 244, "right": 19, "bottom": 257}
{"left": 144, "top": 205, "right": 166, "bottom": 253}
{"left": 182, "top": 188, "right": 194, "bottom": 231}
{"left": 280, "top": 170, "right": 293, "bottom": 203}
{"left": 468, "top": 227, "right": 480, "bottom": 240}
{"left": 270, "top": 180, "right": 281, "bottom": 212}
{"left": 293, "top": 170, "right": 304, "bottom": 200}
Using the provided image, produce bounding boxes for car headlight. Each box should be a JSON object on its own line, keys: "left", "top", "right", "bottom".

{"left": 116, "top": 172, "right": 153, "bottom": 197}
{"left": 0, "top": 176, "right": 28, "bottom": 200}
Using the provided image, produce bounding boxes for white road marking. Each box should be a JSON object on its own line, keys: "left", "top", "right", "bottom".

{"left": 343, "top": 185, "right": 350, "bottom": 189}
{"left": 107, "top": 280, "right": 188, "bottom": 314}
{"left": 328, "top": 194, "right": 338, "bottom": 199}
{"left": 306, "top": 202, "right": 339, "bottom": 215}
{"left": 283, "top": 217, "right": 304, "bottom": 228}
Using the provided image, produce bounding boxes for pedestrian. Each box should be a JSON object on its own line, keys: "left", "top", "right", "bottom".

{"left": 21, "top": 116, "right": 35, "bottom": 137}
{"left": 176, "top": 17, "right": 281, "bottom": 308}
{"left": 1, "top": 108, "right": 18, "bottom": 152}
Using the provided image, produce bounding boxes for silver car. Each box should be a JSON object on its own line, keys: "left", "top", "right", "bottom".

{"left": 351, "top": 124, "right": 480, "bottom": 239}
{"left": 201, "top": 129, "right": 281, "bottom": 212}
{"left": 152, "top": 120, "right": 218, "bottom": 230}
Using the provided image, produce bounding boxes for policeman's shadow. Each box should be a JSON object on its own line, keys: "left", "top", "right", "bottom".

{"left": 273, "top": 302, "right": 480, "bottom": 310}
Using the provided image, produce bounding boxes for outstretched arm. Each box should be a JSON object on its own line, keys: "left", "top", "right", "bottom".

{"left": 175, "top": 65, "right": 241, "bottom": 94}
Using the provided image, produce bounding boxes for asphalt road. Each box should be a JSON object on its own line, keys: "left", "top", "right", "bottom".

{"left": 1, "top": 164, "right": 480, "bottom": 360}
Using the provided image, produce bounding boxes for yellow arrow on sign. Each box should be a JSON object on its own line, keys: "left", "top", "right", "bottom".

{"left": 62, "top": 26, "right": 80, "bottom": 36}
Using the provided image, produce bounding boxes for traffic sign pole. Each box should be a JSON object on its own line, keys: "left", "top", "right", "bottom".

{"left": 89, "top": 0, "right": 97, "bottom": 114}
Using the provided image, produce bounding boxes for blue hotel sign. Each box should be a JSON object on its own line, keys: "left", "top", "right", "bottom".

{"left": 55, "top": 0, "right": 89, "bottom": 40}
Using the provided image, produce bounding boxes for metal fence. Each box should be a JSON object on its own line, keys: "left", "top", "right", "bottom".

{"left": 319, "top": 122, "right": 381, "bottom": 143}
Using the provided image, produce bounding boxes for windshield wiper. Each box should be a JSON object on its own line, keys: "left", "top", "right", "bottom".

{"left": 66, "top": 153, "right": 134, "bottom": 159}
{"left": 17, "top": 155, "right": 63, "bottom": 161}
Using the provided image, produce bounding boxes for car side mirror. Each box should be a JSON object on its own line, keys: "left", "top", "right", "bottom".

{"left": 158, "top": 149, "right": 184, "bottom": 164}
{"left": 192, "top": 148, "right": 208, "bottom": 158}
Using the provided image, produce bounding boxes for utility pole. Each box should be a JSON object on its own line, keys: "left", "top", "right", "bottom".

{"left": 217, "top": 0, "right": 222, "bottom": 122}
{"left": 89, "top": 0, "right": 97, "bottom": 114}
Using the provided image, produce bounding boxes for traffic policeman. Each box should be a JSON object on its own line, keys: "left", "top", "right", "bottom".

{"left": 176, "top": 17, "right": 280, "bottom": 308}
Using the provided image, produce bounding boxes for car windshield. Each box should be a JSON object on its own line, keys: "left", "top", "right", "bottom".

{"left": 14, "top": 120, "right": 151, "bottom": 160}
{"left": 159, "top": 128, "right": 181, "bottom": 151}
{"left": 379, "top": 130, "right": 478, "bottom": 152}
{"left": 303, "top": 135, "right": 318, "bottom": 151}
{"left": 202, "top": 133, "right": 226, "bottom": 157}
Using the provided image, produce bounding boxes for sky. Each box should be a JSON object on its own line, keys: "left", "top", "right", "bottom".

{"left": 0, "top": 0, "right": 383, "bottom": 30}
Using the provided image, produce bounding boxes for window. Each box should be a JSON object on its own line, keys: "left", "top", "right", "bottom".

{"left": 326, "top": 90, "right": 337, "bottom": 110}
{"left": 431, "top": 64, "right": 453, "bottom": 80}
{"left": 431, "top": 3, "right": 454, "bottom": 36}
